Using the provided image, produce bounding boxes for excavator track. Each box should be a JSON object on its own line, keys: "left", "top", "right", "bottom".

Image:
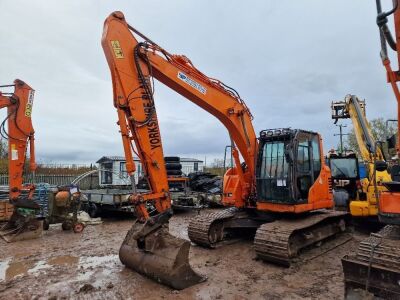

{"left": 254, "top": 210, "right": 348, "bottom": 267}
{"left": 188, "top": 207, "right": 239, "bottom": 248}
{"left": 342, "top": 225, "right": 400, "bottom": 299}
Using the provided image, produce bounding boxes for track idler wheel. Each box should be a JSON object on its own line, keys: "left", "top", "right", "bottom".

{"left": 208, "top": 221, "right": 224, "bottom": 244}
{"left": 119, "top": 222, "right": 206, "bottom": 290}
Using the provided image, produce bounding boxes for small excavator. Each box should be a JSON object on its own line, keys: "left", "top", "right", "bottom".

{"left": 342, "top": 1, "right": 400, "bottom": 298}
{"left": 0, "top": 79, "right": 41, "bottom": 242}
{"left": 331, "top": 95, "right": 391, "bottom": 219}
{"left": 102, "top": 11, "right": 349, "bottom": 289}
{"left": 326, "top": 149, "right": 360, "bottom": 211}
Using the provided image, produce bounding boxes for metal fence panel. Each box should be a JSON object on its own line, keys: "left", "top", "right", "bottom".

{"left": 0, "top": 173, "right": 99, "bottom": 190}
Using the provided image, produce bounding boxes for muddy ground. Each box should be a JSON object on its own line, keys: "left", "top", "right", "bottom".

{"left": 0, "top": 209, "right": 366, "bottom": 300}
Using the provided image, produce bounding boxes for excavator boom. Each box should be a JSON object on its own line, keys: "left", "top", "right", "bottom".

{"left": 331, "top": 95, "right": 391, "bottom": 218}
{"left": 0, "top": 79, "right": 41, "bottom": 242}
{"left": 102, "top": 11, "right": 259, "bottom": 289}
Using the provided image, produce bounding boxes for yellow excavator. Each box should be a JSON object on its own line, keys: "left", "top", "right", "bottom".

{"left": 331, "top": 95, "right": 391, "bottom": 219}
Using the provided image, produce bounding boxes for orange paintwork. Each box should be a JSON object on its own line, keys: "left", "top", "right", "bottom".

{"left": 257, "top": 137, "right": 333, "bottom": 213}
{"left": 379, "top": 192, "right": 400, "bottom": 215}
{"left": 102, "top": 11, "right": 331, "bottom": 219}
{"left": 0, "top": 79, "right": 36, "bottom": 203}
{"left": 377, "top": 5, "right": 400, "bottom": 218}
{"left": 102, "top": 12, "right": 257, "bottom": 220}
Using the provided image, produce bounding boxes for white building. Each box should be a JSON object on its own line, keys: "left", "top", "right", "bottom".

{"left": 180, "top": 158, "right": 204, "bottom": 175}
{"left": 96, "top": 156, "right": 204, "bottom": 187}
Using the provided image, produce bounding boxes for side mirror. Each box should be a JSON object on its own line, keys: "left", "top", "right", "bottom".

{"left": 387, "top": 134, "right": 397, "bottom": 149}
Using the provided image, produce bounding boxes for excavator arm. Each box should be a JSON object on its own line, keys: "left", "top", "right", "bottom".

{"left": 376, "top": 0, "right": 400, "bottom": 156}
{"left": 375, "top": 0, "right": 400, "bottom": 225}
{"left": 0, "top": 79, "right": 36, "bottom": 202}
{"left": 0, "top": 79, "right": 41, "bottom": 243}
{"left": 102, "top": 12, "right": 257, "bottom": 216}
{"left": 332, "top": 95, "right": 391, "bottom": 217}
{"left": 332, "top": 95, "right": 385, "bottom": 162}
{"left": 102, "top": 11, "right": 257, "bottom": 289}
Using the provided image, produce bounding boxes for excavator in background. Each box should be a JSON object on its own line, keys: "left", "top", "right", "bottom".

{"left": 331, "top": 95, "right": 391, "bottom": 219}
{"left": 341, "top": 1, "right": 400, "bottom": 298}
{"left": 102, "top": 11, "right": 348, "bottom": 289}
{"left": 0, "top": 79, "right": 41, "bottom": 242}
{"left": 326, "top": 149, "right": 360, "bottom": 211}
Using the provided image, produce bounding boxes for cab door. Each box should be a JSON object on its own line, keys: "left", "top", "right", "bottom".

{"left": 295, "top": 132, "right": 321, "bottom": 203}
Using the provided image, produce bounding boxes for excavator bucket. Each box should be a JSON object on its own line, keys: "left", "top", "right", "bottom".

{"left": 119, "top": 222, "right": 206, "bottom": 290}
{"left": 0, "top": 208, "right": 43, "bottom": 243}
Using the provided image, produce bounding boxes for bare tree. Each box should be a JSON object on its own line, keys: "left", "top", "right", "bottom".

{"left": 345, "top": 117, "right": 397, "bottom": 158}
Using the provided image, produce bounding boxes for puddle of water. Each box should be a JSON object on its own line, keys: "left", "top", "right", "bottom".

{"left": 0, "top": 254, "right": 120, "bottom": 287}
{"left": 0, "top": 258, "right": 11, "bottom": 282}
{"left": 48, "top": 255, "right": 79, "bottom": 266}
{"left": 0, "top": 259, "right": 36, "bottom": 282}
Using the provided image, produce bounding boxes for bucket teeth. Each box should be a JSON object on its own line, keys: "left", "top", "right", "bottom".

{"left": 119, "top": 223, "right": 206, "bottom": 290}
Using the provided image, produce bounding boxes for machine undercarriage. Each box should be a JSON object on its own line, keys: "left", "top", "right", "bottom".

{"left": 189, "top": 208, "right": 349, "bottom": 267}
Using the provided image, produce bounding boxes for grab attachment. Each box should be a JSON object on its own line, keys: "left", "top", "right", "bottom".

{"left": 0, "top": 206, "right": 42, "bottom": 242}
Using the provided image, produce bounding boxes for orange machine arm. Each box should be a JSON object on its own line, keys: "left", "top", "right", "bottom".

{"left": 102, "top": 12, "right": 258, "bottom": 220}
{"left": 0, "top": 79, "right": 36, "bottom": 202}
{"left": 376, "top": 0, "right": 400, "bottom": 156}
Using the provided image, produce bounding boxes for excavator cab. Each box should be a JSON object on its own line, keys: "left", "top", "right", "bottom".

{"left": 256, "top": 129, "right": 323, "bottom": 205}
{"left": 327, "top": 152, "right": 360, "bottom": 209}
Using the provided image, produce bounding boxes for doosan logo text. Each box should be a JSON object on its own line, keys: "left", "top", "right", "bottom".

{"left": 177, "top": 72, "right": 207, "bottom": 95}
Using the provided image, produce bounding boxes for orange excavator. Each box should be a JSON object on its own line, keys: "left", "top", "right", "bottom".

{"left": 0, "top": 79, "right": 41, "bottom": 242}
{"left": 102, "top": 11, "right": 348, "bottom": 289}
{"left": 341, "top": 1, "right": 400, "bottom": 298}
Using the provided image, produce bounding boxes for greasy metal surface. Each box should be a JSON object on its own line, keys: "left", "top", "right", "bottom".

{"left": 187, "top": 207, "right": 239, "bottom": 247}
{"left": 254, "top": 210, "right": 349, "bottom": 266}
{"left": 119, "top": 222, "right": 206, "bottom": 290}
{"left": 342, "top": 225, "right": 400, "bottom": 298}
{"left": 0, "top": 211, "right": 43, "bottom": 242}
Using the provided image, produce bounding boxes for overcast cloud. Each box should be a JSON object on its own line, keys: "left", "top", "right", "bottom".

{"left": 0, "top": 1, "right": 397, "bottom": 165}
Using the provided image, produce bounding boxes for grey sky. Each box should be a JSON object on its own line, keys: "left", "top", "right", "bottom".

{"left": 0, "top": 1, "right": 397, "bottom": 164}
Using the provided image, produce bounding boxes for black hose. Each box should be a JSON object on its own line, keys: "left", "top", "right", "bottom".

{"left": 376, "top": 0, "right": 399, "bottom": 51}
{"left": 126, "top": 42, "right": 156, "bottom": 128}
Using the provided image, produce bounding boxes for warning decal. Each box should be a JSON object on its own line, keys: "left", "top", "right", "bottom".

{"left": 25, "top": 90, "right": 34, "bottom": 117}
{"left": 111, "top": 40, "right": 124, "bottom": 59}
{"left": 11, "top": 144, "right": 18, "bottom": 161}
